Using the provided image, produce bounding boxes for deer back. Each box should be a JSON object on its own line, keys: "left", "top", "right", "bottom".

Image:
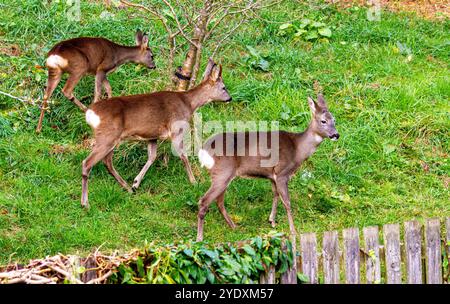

{"left": 88, "top": 92, "right": 193, "bottom": 141}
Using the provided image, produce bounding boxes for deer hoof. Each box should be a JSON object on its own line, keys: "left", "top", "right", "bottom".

{"left": 269, "top": 220, "right": 277, "bottom": 228}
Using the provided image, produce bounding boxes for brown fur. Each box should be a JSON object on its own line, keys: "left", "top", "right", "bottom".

{"left": 36, "top": 30, "right": 155, "bottom": 133}
{"left": 196, "top": 94, "right": 339, "bottom": 244}
{"left": 80, "top": 62, "right": 231, "bottom": 208}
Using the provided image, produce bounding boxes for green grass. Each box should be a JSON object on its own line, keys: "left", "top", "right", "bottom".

{"left": 0, "top": 1, "right": 449, "bottom": 264}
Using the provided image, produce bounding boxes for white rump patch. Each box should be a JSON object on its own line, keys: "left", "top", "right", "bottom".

{"left": 46, "top": 55, "right": 68, "bottom": 69}
{"left": 198, "top": 149, "right": 215, "bottom": 169}
{"left": 85, "top": 109, "right": 101, "bottom": 129}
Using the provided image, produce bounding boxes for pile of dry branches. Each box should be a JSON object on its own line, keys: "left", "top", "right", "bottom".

{"left": 0, "top": 249, "right": 141, "bottom": 284}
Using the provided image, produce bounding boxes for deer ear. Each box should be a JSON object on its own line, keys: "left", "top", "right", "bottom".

{"left": 141, "top": 35, "right": 149, "bottom": 50}
{"left": 307, "top": 96, "right": 318, "bottom": 114}
{"left": 135, "top": 29, "right": 144, "bottom": 45}
{"left": 202, "top": 58, "right": 216, "bottom": 81}
{"left": 317, "top": 93, "right": 327, "bottom": 108}
{"left": 210, "top": 64, "right": 222, "bottom": 81}
{"left": 218, "top": 64, "right": 223, "bottom": 78}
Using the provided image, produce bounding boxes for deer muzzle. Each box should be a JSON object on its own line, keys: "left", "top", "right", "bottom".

{"left": 329, "top": 133, "right": 340, "bottom": 141}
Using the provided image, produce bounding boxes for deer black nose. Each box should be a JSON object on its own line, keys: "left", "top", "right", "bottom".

{"left": 330, "top": 133, "right": 340, "bottom": 141}
{"left": 226, "top": 97, "right": 232, "bottom": 102}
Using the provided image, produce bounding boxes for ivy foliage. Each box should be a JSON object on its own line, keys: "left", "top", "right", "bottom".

{"left": 109, "top": 232, "right": 294, "bottom": 284}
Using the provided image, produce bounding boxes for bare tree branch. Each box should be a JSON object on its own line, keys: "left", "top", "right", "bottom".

{"left": 211, "top": 17, "right": 246, "bottom": 58}
{"left": 162, "top": 0, "right": 200, "bottom": 48}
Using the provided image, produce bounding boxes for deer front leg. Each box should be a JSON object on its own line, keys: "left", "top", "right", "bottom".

{"left": 171, "top": 130, "right": 196, "bottom": 184}
{"left": 275, "top": 177, "right": 297, "bottom": 268}
{"left": 132, "top": 140, "right": 157, "bottom": 190}
{"left": 268, "top": 180, "right": 279, "bottom": 227}
{"left": 94, "top": 71, "right": 106, "bottom": 103}
{"left": 102, "top": 77, "right": 113, "bottom": 99}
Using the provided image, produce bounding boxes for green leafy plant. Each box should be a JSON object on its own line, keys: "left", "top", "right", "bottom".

{"left": 0, "top": 115, "right": 14, "bottom": 138}
{"left": 278, "top": 19, "right": 332, "bottom": 42}
{"left": 109, "top": 232, "right": 294, "bottom": 284}
{"left": 244, "top": 45, "right": 270, "bottom": 72}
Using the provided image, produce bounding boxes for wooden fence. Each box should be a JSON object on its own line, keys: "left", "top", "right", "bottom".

{"left": 260, "top": 217, "right": 450, "bottom": 284}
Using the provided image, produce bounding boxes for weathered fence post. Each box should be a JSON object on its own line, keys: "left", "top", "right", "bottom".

{"left": 383, "top": 224, "right": 402, "bottom": 284}
{"left": 446, "top": 218, "right": 450, "bottom": 283}
{"left": 343, "top": 228, "right": 360, "bottom": 284}
{"left": 363, "top": 226, "right": 381, "bottom": 284}
{"left": 259, "top": 265, "right": 275, "bottom": 284}
{"left": 300, "top": 233, "right": 318, "bottom": 284}
{"left": 425, "top": 218, "right": 442, "bottom": 284}
{"left": 280, "top": 240, "right": 297, "bottom": 284}
{"left": 322, "top": 231, "right": 340, "bottom": 284}
{"left": 404, "top": 221, "right": 423, "bottom": 284}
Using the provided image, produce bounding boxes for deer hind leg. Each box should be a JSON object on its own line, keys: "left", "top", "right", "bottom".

{"left": 36, "top": 68, "right": 62, "bottom": 133}
{"left": 62, "top": 72, "right": 87, "bottom": 112}
{"left": 102, "top": 77, "right": 113, "bottom": 99}
{"left": 268, "top": 180, "right": 279, "bottom": 227}
{"left": 132, "top": 140, "right": 157, "bottom": 190}
{"left": 216, "top": 190, "right": 236, "bottom": 229}
{"left": 103, "top": 150, "right": 132, "bottom": 193}
{"left": 196, "top": 170, "right": 234, "bottom": 242}
{"left": 81, "top": 141, "right": 116, "bottom": 208}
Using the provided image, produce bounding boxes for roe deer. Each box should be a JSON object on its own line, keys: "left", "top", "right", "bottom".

{"left": 81, "top": 60, "right": 231, "bottom": 208}
{"left": 36, "top": 30, "right": 156, "bottom": 133}
{"left": 196, "top": 94, "right": 339, "bottom": 247}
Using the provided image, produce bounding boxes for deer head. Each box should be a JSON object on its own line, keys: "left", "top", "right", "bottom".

{"left": 308, "top": 94, "right": 339, "bottom": 141}
{"left": 134, "top": 30, "right": 156, "bottom": 69}
{"left": 201, "top": 60, "right": 232, "bottom": 103}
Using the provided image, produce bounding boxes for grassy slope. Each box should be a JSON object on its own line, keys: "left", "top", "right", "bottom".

{"left": 0, "top": 1, "right": 448, "bottom": 264}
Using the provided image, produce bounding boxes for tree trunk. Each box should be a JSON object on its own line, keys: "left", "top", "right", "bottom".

{"left": 175, "top": 5, "right": 209, "bottom": 91}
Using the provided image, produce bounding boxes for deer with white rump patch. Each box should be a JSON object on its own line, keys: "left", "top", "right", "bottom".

{"left": 196, "top": 94, "right": 339, "bottom": 249}
{"left": 36, "top": 30, "right": 156, "bottom": 133}
{"left": 81, "top": 59, "right": 231, "bottom": 208}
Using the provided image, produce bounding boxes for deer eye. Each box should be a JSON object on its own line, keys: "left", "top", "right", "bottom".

{"left": 321, "top": 120, "right": 327, "bottom": 124}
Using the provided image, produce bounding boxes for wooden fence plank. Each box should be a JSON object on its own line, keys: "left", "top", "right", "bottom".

{"left": 383, "top": 224, "right": 402, "bottom": 284}
{"left": 343, "top": 228, "right": 360, "bottom": 284}
{"left": 322, "top": 231, "right": 340, "bottom": 284}
{"left": 404, "top": 221, "right": 423, "bottom": 284}
{"left": 300, "top": 233, "right": 318, "bottom": 284}
{"left": 260, "top": 265, "right": 275, "bottom": 284}
{"left": 446, "top": 218, "right": 450, "bottom": 283}
{"left": 280, "top": 240, "right": 297, "bottom": 284}
{"left": 363, "top": 226, "right": 381, "bottom": 284}
{"left": 447, "top": 217, "right": 450, "bottom": 257}
{"left": 425, "top": 218, "right": 442, "bottom": 284}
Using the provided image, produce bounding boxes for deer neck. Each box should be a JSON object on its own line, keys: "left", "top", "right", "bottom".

{"left": 115, "top": 45, "right": 141, "bottom": 66}
{"left": 185, "top": 82, "right": 211, "bottom": 112}
{"left": 295, "top": 122, "right": 324, "bottom": 160}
